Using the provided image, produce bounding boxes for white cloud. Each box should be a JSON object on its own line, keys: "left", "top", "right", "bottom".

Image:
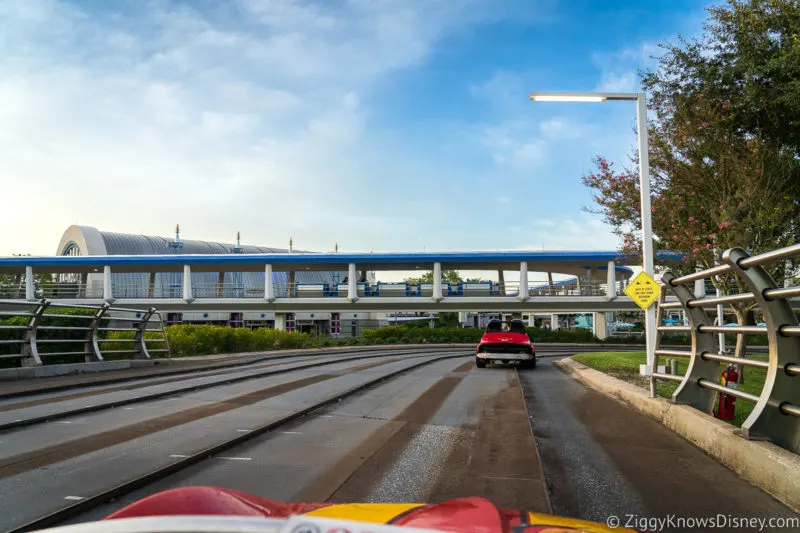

{"left": 470, "top": 70, "right": 529, "bottom": 110}
{"left": 516, "top": 216, "right": 618, "bottom": 251}
{"left": 591, "top": 42, "right": 661, "bottom": 93}
{"left": 0, "top": 0, "right": 531, "bottom": 255}
{"left": 477, "top": 120, "right": 548, "bottom": 172}
{"left": 596, "top": 71, "right": 638, "bottom": 93}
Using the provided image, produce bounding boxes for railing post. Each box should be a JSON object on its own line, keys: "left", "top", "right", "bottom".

{"left": 694, "top": 268, "right": 706, "bottom": 298}
{"left": 182, "top": 265, "right": 194, "bottom": 302}
{"left": 432, "top": 262, "right": 443, "bottom": 302}
{"left": 88, "top": 303, "right": 109, "bottom": 362}
{"left": 606, "top": 261, "right": 617, "bottom": 300}
{"left": 723, "top": 248, "right": 800, "bottom": 450}
{"left": 662, "top": 272, "right": 718, "bottom": 411}
{"left": 155, "top": 311, "right": 171, "bottom": 358}
{"left": 265, "top": 264, "right": 275, "bottom": 302}
{"left": 134, "top": 308, "right": 156, "bottom": 360}
{"left": 25, "top": 266, "right": 35, "bottom": 300}
{"left": 518, "top": 262, "right": 529, "bottom": 302}
{"left": 22, "top": 299, "right": 49, "bottom": 366}
{"left": 649, "top": 289, "right": 667, "bottom": 397}
{"left": 347, "top": 263, "right": 358, "bottom": 303}
{"left": 103, "top": 265, "right": 113, "bottom": 302}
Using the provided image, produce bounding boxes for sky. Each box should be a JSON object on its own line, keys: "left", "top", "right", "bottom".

{"left": 0, "top": 0, "right": 709, "bottom": 257}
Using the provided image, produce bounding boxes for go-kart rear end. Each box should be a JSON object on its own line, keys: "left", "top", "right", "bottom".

{"left": 475, "top": 319, "right": 536, "bottom": 368}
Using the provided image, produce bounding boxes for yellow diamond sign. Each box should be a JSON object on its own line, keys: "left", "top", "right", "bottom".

{"left": 624, "top": 271, "right": 661, "bottom": 310}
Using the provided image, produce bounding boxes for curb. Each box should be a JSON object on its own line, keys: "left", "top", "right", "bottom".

{"left": 0, "top": 344, "right": 474, "bottom": 383}
{"left": 554, "top": 357, "right": 800, "bottom": 512}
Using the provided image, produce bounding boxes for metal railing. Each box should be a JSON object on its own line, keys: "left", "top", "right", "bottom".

{"left": 651, "top": 245, "right": 800, "bottom": 453}
{"left": 0, "top": 299, "right": 170, "bottom": 367}
{"left": 1, "top": 279, "right": 624, "bottom": 300}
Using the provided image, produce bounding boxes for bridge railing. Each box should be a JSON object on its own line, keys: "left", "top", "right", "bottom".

{"left": 652, "top": 245, "right": 800, "bottom": 453}
{"left": 0, "top": 280, "right": 625, "bottom": 300}
{"left": 0, "top": 299, "right": 170, "bottom": 367}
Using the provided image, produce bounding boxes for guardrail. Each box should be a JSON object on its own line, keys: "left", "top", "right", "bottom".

{"left": 651, "top": 245, "right": 800, "bottom": 453}
{"left": 0, "top": 299, "right": 170, "bottom": 367}
{"left": 0, "top": 280, "right": 624, "bottom": 300}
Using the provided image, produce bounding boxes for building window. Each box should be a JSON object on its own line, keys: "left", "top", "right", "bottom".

{"left": 286, "top": 313, "right": 295, "bottom": 332}
{"left": 331, "top": 313, "right": 340, "bottom": 334}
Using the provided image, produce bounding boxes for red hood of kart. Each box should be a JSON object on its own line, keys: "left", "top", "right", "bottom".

{"left": 105, "top": 486, "right": 628, "bottom": 533}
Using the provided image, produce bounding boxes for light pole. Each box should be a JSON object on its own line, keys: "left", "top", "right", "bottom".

{"left": 529, "top": 91, "right": 656, "bottom": 375}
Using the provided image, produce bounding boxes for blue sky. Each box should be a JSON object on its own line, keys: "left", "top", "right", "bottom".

{"left": 0, "top": 0, "right": 708, "bottom": 257}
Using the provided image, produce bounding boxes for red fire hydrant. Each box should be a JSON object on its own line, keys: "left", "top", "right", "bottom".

{"left": 716, "top": 365, "right": 739, "bottom": 420}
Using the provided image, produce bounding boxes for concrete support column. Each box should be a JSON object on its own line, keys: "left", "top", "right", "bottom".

{"left": 148, "top": 272, "right": 156, "bottom": 298}
{"left": 518, "top": 261, "right": 529, "bottom": 302}
{"left": 497, "top": 270, "right": 505, "bottom": 296}
{"left": 551, "top": 313, "right": 559, "bottom": 330}
{"left": 265, "top": 264, "right": 275, "bottom": 302}
{"left": 288, "top": 271, "right": 296, "bottom": 297}
{"left": 547, "top": 272, "right": 554, "bottom": 295}
{"left": 182, "top": 265, "right": 193, "bottom": 301}
{"left": 25, "top": 266, "right": 35, "bottom": 300}
{"left": 594, "top": 312, "right": 608, "bottom": 340}
{"left": 348, "top": 263, "right": 358, "bottom": 302}
{"left": 216, "top": 272, "right": 225, "bottom": 298}
{"left": 103, "top": 265, "right": 113, "bottom": 301}
{"left": 274, "top": 313, "right": 286, "bottom": 331}
{"left": 607, "top": 261, "right": 617, "bottom": 300}
{"left": 432, "top": 262, "right": 442, "bottom": 302}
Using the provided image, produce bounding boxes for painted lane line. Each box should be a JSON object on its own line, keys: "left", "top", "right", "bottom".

{"left": 169, "top": 454, "right": 190, "bottom": 458}
{"left": 279, "top": 431, "right": 303, "bottom": 435}
{"left": 218, "top": 457, "right": 252, "bottom": 461}
{"left": 123, "top": 407, "right": 134, "bottom": 410}
{"left": 236, "top": 429, "right": 252, "bottom": 433}
{"left": 64, "top": 496, "right": 85, "bottom": 501}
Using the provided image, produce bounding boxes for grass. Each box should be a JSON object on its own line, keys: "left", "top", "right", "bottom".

{"left": 571, "top": 351, "right": 768, "bottom": 427}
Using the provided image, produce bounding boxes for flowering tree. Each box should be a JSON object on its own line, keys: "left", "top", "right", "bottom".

{"left": 583, "top": 0, "right": 800, "bottom": 365}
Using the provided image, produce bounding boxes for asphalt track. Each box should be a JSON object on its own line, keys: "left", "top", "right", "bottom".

{"left": 0, "top": 347, "right": 795, "bottom": 533}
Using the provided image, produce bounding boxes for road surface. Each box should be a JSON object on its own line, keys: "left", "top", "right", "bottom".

{"left": 0, "top": 347, "right": 795, "bottom": 532}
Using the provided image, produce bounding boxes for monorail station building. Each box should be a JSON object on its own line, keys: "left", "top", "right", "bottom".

{"left": 46, "top": 225, "right": 640, "bottom": 338}
{"left": 56, "top": 225, "right": 377, "bottom": 335}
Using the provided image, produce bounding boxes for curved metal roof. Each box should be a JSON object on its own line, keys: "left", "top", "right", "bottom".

{"left": 99, "top": 231, "right": 291, "bottom": 255}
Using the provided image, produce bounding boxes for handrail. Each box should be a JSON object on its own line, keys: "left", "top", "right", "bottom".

{"left": 652, "top": 245, "right": 800, "bottom": 454}
{"left": 0, "top": 299, "right": 170, "bottom": 367}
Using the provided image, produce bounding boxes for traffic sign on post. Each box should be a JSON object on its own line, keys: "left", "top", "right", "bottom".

{"left": 624, "top": 271, "right": 661, "bottom": 310}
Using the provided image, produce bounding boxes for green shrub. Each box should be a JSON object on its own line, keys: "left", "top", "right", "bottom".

{"left": 525, "top": 326, "right": 599, "bottom": 343}
{"left": 162, "top": 324, "right": 321, "bottom": 357}
{"left": 359, "top": 325, "right": 600, "bottom": 345}
{"left": 0, "top": 306, "right": 110, "bottom": 367}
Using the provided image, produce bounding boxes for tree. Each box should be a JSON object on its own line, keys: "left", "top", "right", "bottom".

{"left": 404, "top": 270, "right": 465, "bottom": 285}
{"left": 583, "top": 0, "right": 800, "bottom": 370}
{"left": 0, "top": 254, "right": 55, "bottom": 298}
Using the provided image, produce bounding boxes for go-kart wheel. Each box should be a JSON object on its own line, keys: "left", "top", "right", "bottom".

{"left": 475, "top": 357, "right": 487, "bottom": 368}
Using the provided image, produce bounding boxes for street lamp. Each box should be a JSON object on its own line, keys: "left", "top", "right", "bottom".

{"left": 530, "top": 91, "right": 656, "bottom": 376}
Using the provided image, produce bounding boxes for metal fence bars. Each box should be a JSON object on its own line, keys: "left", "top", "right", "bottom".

{"left": 651, "top": 245, "right": 800, "bottom": 453}
{"left": 0, "top": 299, "right": 171, "bottom": 367}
